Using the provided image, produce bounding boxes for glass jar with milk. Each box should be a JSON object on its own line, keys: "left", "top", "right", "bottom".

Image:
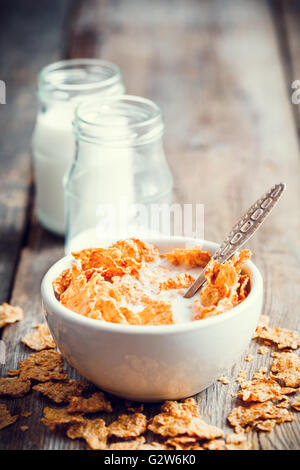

{"left": 65, "top": 95, "right": 173, "bottom": 252}
{"left": 32, "top": 59, "right": 125, "bottom": 235}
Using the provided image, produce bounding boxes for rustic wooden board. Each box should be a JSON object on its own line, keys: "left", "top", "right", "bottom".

{"left": 1, "top": 0, "right": 300, "bottom": 450}
{"left": 0, "top": 0, "right": 71, "bottom": 306}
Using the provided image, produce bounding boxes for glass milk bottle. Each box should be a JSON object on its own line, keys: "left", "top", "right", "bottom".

{"left": 32, "top": 59, "right": 125, "bottom": 235}
{"left": 65, "top": 95, "right": 173, "bottom": 252}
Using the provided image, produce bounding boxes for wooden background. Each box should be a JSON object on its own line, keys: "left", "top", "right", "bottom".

{"left": 0, "top": 0, "right": 300, "bottom": 450}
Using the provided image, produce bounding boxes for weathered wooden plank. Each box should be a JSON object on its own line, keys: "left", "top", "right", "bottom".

{"left": 1, "top": 0, "right": 300, "bottom": 450}
{"left": 0, "top": 0, "right": 71, "bottom": 305}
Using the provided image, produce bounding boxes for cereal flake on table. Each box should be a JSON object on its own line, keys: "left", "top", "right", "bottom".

{"left": 22, "top": 323, "right": 56, "bottom": 351}
{"left": 107, "top": 413, "right": 147, "bottom": 439}
{"left": 68, "top": 392, "right": 112, "bottom": 413}
{"left": 19, "top": 350, "right": 68, "bottom": 382}
{"left": 67, "top": 418, "right": 107, "bottom": 450}
{"left": 41, "top": 407, "right": 84, "bottom": 431}
{"left": 33, "top": 379, "right": 88, "bottom": 403}
{"left": 0, "top": 377, "right": 31, "bottom": 398}
{"left": 0, "top": 403, "right": 18, "bottom": 430}
{"left": 0, "top": 303, "right": 24, "bottom": 328}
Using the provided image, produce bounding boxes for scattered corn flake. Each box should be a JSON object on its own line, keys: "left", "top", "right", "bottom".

{"left": 0, "top": 403, "right": 18, "bottom": 430}
{"left": 0, "top": 377, "right": 31, "bottom": 398}
{"left": 237, "top": 376, "right": 285, "bottom": 403}
{"left": 125, "top": 400, "right": 144, "bottom": 413}
{"left": 291, "top": 396, "right": 300, "bottom": 411}
{"left": 108, "top": 413, "right": 147, "bottom": 439}
{"left": 0, "top": 303, "right": 24, "bottom": 328}
{"left": 258, "top": 346, "right": 269, "bottom": 355}
{"left": 148, "top": 399, "right": 223, "bottom": 440}
{"left": 270, "top": 352, "right": 300, "bottom": 387}
{"left": 159, "top": 273, "right": 195, "bottom": 291}
{"left": 162, "top": 247, "right": 211, "bottom": 267}
{"left": 22, "top": 323, "right": 56, "bottom": 351}
{"left": 148, "top": 413, "right": 223, "bottom": 440}
{"left": 161, "top": 398, "right": 199, "bottom": 418}
{"left": 41, "top": 407, "right": 84, "bottom": 431}
{"left": 254, "top": 324, "right": 300, "bottom": 350}
{"left": 245, "top": 354, "right": 254, "bottom": 362}
{"left": 108, "top": 436, "right": 146, "bottom": 450}
{"left": 218, "top": 376, "right": 230, "bottom": 385}
{"left": 19, "top": 350, "right": 68, "bottom": 382}
{"left": 20, "top": 425, "right": 29, "bottom": 432}
{"left": 20, "top": 411, "right": 32, "bottom": 418}
{"left": 67, "top": 418, "right": 107, "bottom": 450}
{"left": 68, "top": 392, "right": 112, "bottom": 413}
{"left": 165, "top": 435, "right": 202, "bottom": 450}
{"left": 33, "top": 380, "right": 88, "bottom": 404}
{"left": 254, "top": 419, "right": 276, "bottom": 432}
{"left": 228, "top": 401, "right": 294, "bottom": 433}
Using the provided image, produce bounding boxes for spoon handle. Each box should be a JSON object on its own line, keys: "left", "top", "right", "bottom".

{"left": 184, "top": 182, "right": 286, "bottom": 299}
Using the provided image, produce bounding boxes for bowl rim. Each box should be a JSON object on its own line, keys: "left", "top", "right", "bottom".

{"left": 41, "top": 236, "right": 263, "bottom": 335}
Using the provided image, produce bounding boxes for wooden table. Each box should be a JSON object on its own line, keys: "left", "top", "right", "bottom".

{"left": 1, "top": 0, "right": 300, "bottom": 450}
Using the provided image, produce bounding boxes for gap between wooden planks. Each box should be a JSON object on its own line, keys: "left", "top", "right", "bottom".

{"left": 1, "top": 0, "right": 300, "bottom": 449}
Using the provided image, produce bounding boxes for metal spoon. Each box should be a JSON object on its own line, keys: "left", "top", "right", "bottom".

{"left": 183, "top": 182, "right": 286, "bottom": 299}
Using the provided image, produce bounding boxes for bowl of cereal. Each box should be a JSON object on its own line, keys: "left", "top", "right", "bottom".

{"left": 41, "top": 237, "right": 263, "bottom": 401}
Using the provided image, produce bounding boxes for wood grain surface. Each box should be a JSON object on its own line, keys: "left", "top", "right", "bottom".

{"left": 0, "top": 0, "right": 300, "bottom": 450}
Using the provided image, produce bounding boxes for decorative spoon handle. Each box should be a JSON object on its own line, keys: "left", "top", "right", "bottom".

{"left": 183, "top": 182, "right": 286, "bottom": 299}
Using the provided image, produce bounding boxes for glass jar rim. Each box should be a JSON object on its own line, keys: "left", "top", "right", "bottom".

{"left": 73, "top": 94, "right": 164, "bottom": 145}
{"left": 38, "top": 58, "right": 123, "bottom": 98}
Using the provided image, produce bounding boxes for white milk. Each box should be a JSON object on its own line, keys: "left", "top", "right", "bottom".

{"left": 32, "top": 105, "right": 75, "bottom": 235}
{"left": 32, "top": 106, "right": 135, "bottom": 236}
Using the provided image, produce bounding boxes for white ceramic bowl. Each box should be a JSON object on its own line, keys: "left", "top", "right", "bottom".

{"left": 41, "top": 237, "right": 263, "bottom": 402}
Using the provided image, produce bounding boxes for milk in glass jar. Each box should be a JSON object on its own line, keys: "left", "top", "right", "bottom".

{"left": 65, "top": 95, "right": 173, "bottom": 252}
{"left": 32, "top": 59, "right": 125, "bottom": 235}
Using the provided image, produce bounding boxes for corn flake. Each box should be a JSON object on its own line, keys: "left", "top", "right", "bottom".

{"left": 19, "top": 350, "right": 68, "bottom": 382}
{"left": 108, "top": 413, "right": 147, "bottom": 439}
{"left": 68, "top": 392, "right": 112, "bottom": 413}
{"left": 228, "top": 401, "right": 294, "bottom": 433}
{"left": 33, "top": 380, "right": 88, "bottom": 403}
{"left": 237, "top": 376, "right": 286, "bottom": 403}
{"left": 22, "top": 323, "right": 56, "bottom": 351}
{"left": 0, "top": 303, "right": 24, "bottom": 328}
{"left": 162, "top": 247, "right": 211, "bottom": 267}
{"left": 148, "top": 399, "right": 223, "bottom": 440}
{"left": 270, "top": 352, "right": 300, "bottom": 387}
{"left": 67, "top": 418, "right": 107, "bottom": 450}
{"left": 0, "top": 403, "right": 18, "bottom": 430}
{"left": 0, "top": 377, "right": 31, "bottom": 397}
{"left": 41, "top": 407, "right": 84, "bottom": 431}
{"left": 254, "top": 324, "right": 300, "bottom": 350}
{"left": 139, "top": 301, "right": 174, "bottom": 325}
{"left": 159, "top": 273, "right": 195, "bottom": 291}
